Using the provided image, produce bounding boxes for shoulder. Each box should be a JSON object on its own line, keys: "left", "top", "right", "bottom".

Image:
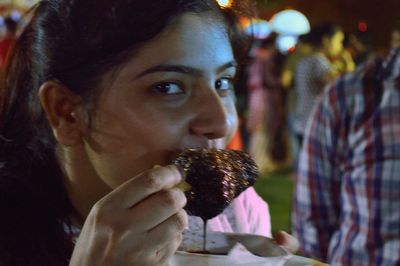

{"left": 228, "top": 187, "right": 268, "bottom": 212}
{"left": 318, "top": 57, "right": 382, "bottom": 118}
{"left": 305, "top": 53, "right": 330, "bottom": 65}
{"left": 298, "top": 54, "right": 331, "bottom": 75}
{"left": 230, "top": 187, "right": 271, "bottom": 236}
{"left": 232, "top": 187, "right": 270, "bottom": 225}
{"left": 298, "top": 54, "right": 318, "bottom": 66}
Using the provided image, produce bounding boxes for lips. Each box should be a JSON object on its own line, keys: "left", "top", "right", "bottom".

{"left": 172, "top": 148, "right": 258, "bottom": 220}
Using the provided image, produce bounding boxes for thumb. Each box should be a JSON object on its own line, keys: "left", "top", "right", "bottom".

{"left": 273, "top": 230, "right": 300, "bottom": 254}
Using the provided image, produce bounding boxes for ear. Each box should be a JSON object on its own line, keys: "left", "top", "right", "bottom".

{"left": 39, "top": 80, "right": 86, "bottom": 146}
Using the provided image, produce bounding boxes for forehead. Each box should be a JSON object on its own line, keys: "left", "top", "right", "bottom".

{"left": 119, "top": 13, "right": 234, "bottom": 74}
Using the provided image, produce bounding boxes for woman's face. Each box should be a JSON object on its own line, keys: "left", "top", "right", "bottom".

{"left": 83, "top": 14, "right": 238, "bottom": 188}
{"left": 326, "top": 31, "right": 344, "bottom": 57}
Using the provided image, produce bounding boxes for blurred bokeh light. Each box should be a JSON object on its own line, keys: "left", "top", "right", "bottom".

{"left": 241, "top": 17, "right": 272, "bottom": 39}
{"left": 216, "top": 0, "right": 234, "bottom": 8}
{"left": 270, "top": 9, "right": 310, "bottom": 35}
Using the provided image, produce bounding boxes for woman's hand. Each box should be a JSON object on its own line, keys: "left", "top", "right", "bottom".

{"left": 69, "top": 165, "right": 187, "bottom": 266}
{"left": 274, "top": 231, "right": 300, "bottom": 254}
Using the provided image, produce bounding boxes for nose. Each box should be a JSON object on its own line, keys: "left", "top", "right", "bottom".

{"left": 189, "top": 88, "right": 230, "bottom": 140}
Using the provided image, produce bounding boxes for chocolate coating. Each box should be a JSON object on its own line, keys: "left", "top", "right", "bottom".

{"left": 172, "top": 148, "right": 258, "bottom": 220}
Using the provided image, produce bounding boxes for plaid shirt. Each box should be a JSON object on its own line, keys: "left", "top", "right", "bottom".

{"left": 292, "top": 49, "right": 400, "bottom": 266}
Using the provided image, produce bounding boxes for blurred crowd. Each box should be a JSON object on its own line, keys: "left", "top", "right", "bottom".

{"left": 233, "top": 21, "right": 397, "bottom": 175}
{"left": 235, "top": 19, "right": 400, "bottom": 265}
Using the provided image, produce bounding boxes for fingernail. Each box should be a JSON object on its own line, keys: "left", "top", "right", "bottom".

{"left": 176, "top": 181, "right": 192, "bottom": 192}
{"left": 175, "top": 165, "right": 187, "bottom": 180}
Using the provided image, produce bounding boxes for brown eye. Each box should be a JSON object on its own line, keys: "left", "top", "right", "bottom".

{"left": 152, "top": 82, "right": 184, "bottom": 95}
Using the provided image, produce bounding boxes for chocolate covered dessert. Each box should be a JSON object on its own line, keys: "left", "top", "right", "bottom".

{"left": 172, "top": 148, "right": 259, "bottom": 221}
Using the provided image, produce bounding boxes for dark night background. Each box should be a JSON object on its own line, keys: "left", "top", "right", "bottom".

{"left": 254, "top": 0, "right": 400, "bottom": 51}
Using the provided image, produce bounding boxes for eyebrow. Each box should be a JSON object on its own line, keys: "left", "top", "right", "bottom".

{"left": 134, "top": 61, "right": 237, "bottom": 80}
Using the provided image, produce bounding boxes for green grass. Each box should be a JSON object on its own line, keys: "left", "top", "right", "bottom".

{"left": 253, "top": 169, "right": 293, "bottom": 234}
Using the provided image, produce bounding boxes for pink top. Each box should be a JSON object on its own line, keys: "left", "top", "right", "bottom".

{"left": 186, "top": 187, "right": 271, "bottom": 237}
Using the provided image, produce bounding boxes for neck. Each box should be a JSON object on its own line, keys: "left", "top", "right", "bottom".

{"left": 57, "top": 145, "right": 111, "bottom": 227}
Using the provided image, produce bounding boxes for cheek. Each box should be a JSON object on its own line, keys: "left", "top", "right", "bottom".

{"left": 84, "top": 107, "right": 187, "bottom": 186}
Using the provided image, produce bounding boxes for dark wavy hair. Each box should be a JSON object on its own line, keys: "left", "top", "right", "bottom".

{"left": 0, "top": 0, "right": 253, "bottom": 265}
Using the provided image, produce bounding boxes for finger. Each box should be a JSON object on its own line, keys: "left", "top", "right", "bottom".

{"left": 129, "top": 187, "right": 187, "bottom": 230}
{"left": 274, "top": 231, "right": 300, "bottom": 254}
{"left": 157, "top": 234, "right": 182, "bottom": 266}
{"left": 102, "top": 165, "right": 183, "bottom": 209}
{"left": 128, "top": 223, "right": 183, "bottom": 266}
{"left": 145, "top": 209, "right": 187, "bottom": 249}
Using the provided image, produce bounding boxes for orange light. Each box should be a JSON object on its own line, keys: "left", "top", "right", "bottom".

{"left": 216, "top": 0, "right": 233, "bottom": 8}
{"left": 358, "top": 21, "right": 368, "bottom": 32}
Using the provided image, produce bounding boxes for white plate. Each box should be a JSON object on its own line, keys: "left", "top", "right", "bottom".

{"left": 173, "top": 231, "right": 329, "bottom": 266}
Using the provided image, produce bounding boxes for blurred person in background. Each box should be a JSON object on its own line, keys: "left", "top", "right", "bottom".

{"left": 345, "top": 30, "right": 374, "bottom": 66}
{"left": 246, "top": 34, "right": 289, "bottom": 174}
{"left": 0, "top": 16, "right": 18, "bottom": 72}
{"left": 281, "top": 34, "right": 314, "bottom": 91}
{"left": 292, "top": 38, "right": 400, "bottom": 265}
{"left": 282, "top": 34, "right": 314, "bottom": 170}
{"left": 291, "top": 22, "right": 354, "bottom": 147}
{"left": 390, "top": 20, "right": 400, "bottom": 49}
{"left": 328, "top": 32, "right": 356, "bottom": 75}
{"left": 390, "top": 19, "right": 400, "bottom": 49}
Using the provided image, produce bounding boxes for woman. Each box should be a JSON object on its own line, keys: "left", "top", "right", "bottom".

{"left": 0, "top": 1, "right": 295, "bottom": 265}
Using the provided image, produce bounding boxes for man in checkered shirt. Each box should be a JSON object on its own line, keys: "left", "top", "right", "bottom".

{"left": 292, "top": 48, "right": 400, "bottom": 265}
